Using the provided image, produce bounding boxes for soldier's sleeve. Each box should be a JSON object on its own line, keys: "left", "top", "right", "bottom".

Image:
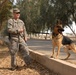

{"left": 7, "top": 19, "right": 17, "bottom": 34}
{"left": 23, "top": 22, "right": 27, "bottom": 38}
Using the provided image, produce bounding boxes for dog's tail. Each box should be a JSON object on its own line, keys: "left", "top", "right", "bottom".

{"left": 70, "top": 43, "right": 76, "bottom": 53}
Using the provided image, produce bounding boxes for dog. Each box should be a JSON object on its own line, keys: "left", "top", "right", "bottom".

{"left": 51, "top": 24, "right": 76, "bottom": 59}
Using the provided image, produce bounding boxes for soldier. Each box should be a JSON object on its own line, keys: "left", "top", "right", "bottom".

{"left": 7, "top": 8, "right": 32, "bottom": 70}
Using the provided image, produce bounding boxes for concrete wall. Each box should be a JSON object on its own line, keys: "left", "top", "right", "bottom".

{"left": 30, "top": 50, "right": 76, "bottom": 75}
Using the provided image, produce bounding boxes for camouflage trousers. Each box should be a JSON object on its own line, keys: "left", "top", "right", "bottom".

{"left": 9, "top": 39, "right": 31, "bottom": 68}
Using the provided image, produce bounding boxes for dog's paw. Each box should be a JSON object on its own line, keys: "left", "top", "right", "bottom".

{"left": 64, "top": 54, "right": 70, "bottom": 60}
{"left": 50, "top": 56, "right": 54, "bottom": 58}
{"left": 64, "top": 57, "right": 69, "bottom": 60}
{"left": 54, "top": 56, "right": 59, "bottom": 59}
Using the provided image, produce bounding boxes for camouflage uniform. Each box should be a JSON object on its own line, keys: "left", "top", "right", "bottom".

{"left": 7, "top": 17, "right": 31, "bottom": 70}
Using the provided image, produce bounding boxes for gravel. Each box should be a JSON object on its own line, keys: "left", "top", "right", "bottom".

{"left": 0, "top": 46, "right": 61, "bottom": 75}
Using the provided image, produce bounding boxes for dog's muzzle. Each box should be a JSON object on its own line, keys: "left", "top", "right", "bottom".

{"left": 58, "top": 28, "right": 64, "bottom": 34}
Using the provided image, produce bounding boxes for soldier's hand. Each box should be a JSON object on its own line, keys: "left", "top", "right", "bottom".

{"left": 19, "top": 29, "right": 23, "bottom": 33}
{"left": 24, "top": 37, "right": 27, "bottom": 42}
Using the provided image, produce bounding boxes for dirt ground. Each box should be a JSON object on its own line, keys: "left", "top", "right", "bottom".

{"left": 0, "top": 46, "right": 60, "bottom": 75}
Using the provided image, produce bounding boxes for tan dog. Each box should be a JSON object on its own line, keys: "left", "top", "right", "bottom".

{"left": 51, "top": 24, "right": 76, "bottom": 59}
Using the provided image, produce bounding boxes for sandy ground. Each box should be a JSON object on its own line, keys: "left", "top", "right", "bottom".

{"left": 0, "top": 46, "right": 60, "bottom": 75}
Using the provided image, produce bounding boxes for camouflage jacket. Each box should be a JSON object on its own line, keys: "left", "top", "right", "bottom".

{"left": 7, "top": 18, "right": 27, "bottom": 42}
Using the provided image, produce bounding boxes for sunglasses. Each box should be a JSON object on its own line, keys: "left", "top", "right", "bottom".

{"left": 16, "top": 12, "right": 20, "bottom": 14}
